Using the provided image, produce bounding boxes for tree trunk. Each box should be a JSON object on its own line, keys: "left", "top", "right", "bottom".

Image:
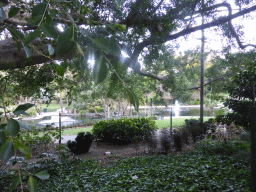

{"left": 200, "top": 1, "right": 205, "bottom": 127}
{"left": 60, "top": 91, "right": 63, "bottom": 113}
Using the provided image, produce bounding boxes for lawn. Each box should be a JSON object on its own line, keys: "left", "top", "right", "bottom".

{"left": 154, "top": 117, "right": 211, "bottom": 129}
{"left": 60, "top": 117, "right": 211, "bottom": 136}
{"left": 0, "top": 140, "right": 250, "bottom": 191}
{"left": 62, "top": 126, "right": 93, "bottom": 135}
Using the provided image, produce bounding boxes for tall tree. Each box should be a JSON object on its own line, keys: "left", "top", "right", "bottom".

{"left": 0, "top": 0, "right": 255, "bottom": 82}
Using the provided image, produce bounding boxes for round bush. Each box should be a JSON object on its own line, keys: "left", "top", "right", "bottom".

{"left": 67, "top": 132, "right": 94, "bottom": 154}
{"left": 92, "top": 117, "right": 157, "bottom": 144}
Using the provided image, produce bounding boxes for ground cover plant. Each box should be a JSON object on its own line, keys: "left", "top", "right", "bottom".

{"left": 0, "top": 139, "right": 250, "bottom": 191}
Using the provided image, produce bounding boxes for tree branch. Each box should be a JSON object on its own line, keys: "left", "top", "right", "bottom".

{"left": 0, "top": 38, "right": 74, "bottom": 70}
{"left": 187, "top": 73, "right": 232, "bottom": 90}
{"left": 127, "top": 3, "right": 256, "bottom": 73}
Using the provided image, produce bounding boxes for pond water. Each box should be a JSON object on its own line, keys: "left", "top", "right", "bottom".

{"left": 21, "top": 105, "right": 219, "bottom": 128}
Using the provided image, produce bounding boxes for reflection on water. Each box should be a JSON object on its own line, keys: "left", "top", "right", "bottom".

{"left": 21, "top": 106, "right": 218, "bottom": 128}
{"left": 138, "top": 106, "right": 218, "bottom": 117}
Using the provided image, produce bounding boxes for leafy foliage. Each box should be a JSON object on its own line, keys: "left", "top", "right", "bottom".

{"left": 92, "top": 118, "right": 157, "bottom": 144}
{"left": 0, "top": 140, "right": 250, "bottom": 191}
{"left": 0, "top": 104, "right": 51, "bottom": 191}
{"left": 217, "top": 60, "right": 256, "bottom": 130}
{"left": 67, "top": 132, "right": 94, "bottom": 155}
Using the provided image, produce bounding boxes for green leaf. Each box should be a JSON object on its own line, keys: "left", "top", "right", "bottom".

{"left": 114, "top": 24, "right": 126, "bottom": 32}
{"left": 22, "top": 43, "right": 31, "bottom": 58}
{"left": 0, "top": 141, "right": 14, "bottom": 162}
{"left": 8, "top": 6, "right": 20, "bottom": 18}
{"left": 23, "top": 30, "right": 40, "bottom": 45}
{"left": 0, "top": 123, "right": 6, "bottom": 129}
{"left": 25, "top": 153, "right": 31, "bottom": 160}
{"left": 55, "top": 64, "right": 65, "bottom": 77}
{"left": 35, "top": 171, "right": 50, "bottom": 180}
{"left": 7, "top": 27, "right": 24, "bottom": 41}
{"left": 39, "top": 23, "right": 58, "bottom": 39}
{"left": 76, "top": 43, "right": 84, "bottom": 56}
{"left": 32, "top": 2, "right": 47, "bottom": 19}
{"left": 126, "top": 88, "right": 139, "bottom": 112}
{"left": 93, "top": 55, "right": 108, "bottom": 84}
{"left": 7, "top": 119, "right": 20, "bottom": 137}
{"left": 0, "top": 7, "right": 6, "bottom": 22}
{"left": 27, "top": 176, "right": 38, "bottom": 192}
{"left": 0, "top": 130, "right": 6, "bottom": 145}
{"left": 48, "top": 44, "right": 54, "bottom": 55}
{"left": 8, "top": 176, "right": 20, "bottom": 191}
{"left": 93, "top": 38, "right": 121, "bottom": 57}
{"left": 13, "top": 103, "right": 35, "bottom": 116}
{"left": 56, "top": 26, "right": 76, "bottom": 56}
{"left": 14, "top": 140, "right": 32, "bottom": 155}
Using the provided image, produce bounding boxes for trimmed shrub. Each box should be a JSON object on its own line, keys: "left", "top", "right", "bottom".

{"left": 173, "top": 132, "right": 182, "bottom": 152}
{"left": 185, "top": 119, "right": 209, "bottom": 143}
{"left": 180, "top": 127, "right": 190, "bottom": 145}
{"left": 92, "top": 118, "right": 157, "bottom": 145}
{"left": 159, "top": 128, "right": 172, "bottom": 155}
{"left": 67, "top": 132, "right": 94, "bottom": 154}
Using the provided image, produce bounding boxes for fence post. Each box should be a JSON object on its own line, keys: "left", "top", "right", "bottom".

{"left": 250, "top": 107, "right": 256, "bottom": 191}
{"left": 59, "top": 112, "right": 62, "bottom": 144}
{"left": 170, "top": 108, "right": 172, "bottom": 134}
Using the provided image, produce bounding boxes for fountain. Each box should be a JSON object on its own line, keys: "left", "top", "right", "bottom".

{"left": 173, "top": 100, "right": 180, "bottom": 117}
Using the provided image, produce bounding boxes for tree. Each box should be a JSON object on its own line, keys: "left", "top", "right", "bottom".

{"left": 0, "top": 0, "right": 256, "bottom": 84}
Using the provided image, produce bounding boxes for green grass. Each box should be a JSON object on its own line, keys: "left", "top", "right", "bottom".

{"left": 59, "top": 117, "right": 211, "bottom": 136}
{"left": 61, "top": 126, "right": 93, "bottom": 135}
{"left": 154, "top": 117, "right": 211, "bottom": 129}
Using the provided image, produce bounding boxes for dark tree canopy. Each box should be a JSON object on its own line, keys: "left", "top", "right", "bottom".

{"left": 0, "top": 0, "right": 256, "bottom": 83}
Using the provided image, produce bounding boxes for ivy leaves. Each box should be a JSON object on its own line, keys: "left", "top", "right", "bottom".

{"left": 0, "top": 103, "right": 50, "bottom": 192}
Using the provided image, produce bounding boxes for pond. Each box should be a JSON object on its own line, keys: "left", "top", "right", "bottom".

{"left": 20, "top": 105, "right": 220, "bottom": 129}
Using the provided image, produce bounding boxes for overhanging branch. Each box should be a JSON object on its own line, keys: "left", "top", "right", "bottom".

{"left": 187, "top": 74, "right": 232, "bottom": 90}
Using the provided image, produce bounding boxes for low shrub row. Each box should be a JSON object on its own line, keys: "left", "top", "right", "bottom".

{"left": 92, "top": 117, "right": 157, "bottom": 144}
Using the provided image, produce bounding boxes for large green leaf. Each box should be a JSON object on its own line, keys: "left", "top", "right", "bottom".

{"left": 0, "top": 7, "right": 6, "bottom": 22}
{"left": 93, "top": 38, "right": 121, "bottom": 57}
{"left": 7, "top": 27, "right": 24, "bottom": 41}
{"left": 55, "top": 64, "right": 65, "bottom": 77}
{"left": 76, "top": 43, "right": 84, "bottom": 56}
{"left": 126, "top": 88, "right": 139, "bottom": 112}
{"left": 9, "top": 176, "right": 20, "bottom": 191}
{"left": 35, "top": 171, "right": 50, "bottom": 180}
{"left": 8, "top": 6, "right": 20, "bottom": 18}
{"left": 32, "top": 2, "right": 47, "bottom": 19}
{"left": 39, "top": 23, "right": 58, "bottom": 39}
{"left": 0, "top": 130, "right": 6, "bottom": 145}
{"left": 27, "top": 176, "right": 38, "bottom": 192}
{"left": 0, "top": 141, "right": 14, "bottom": 162}
{"left": 93, "top": 55, "right": 108, "bottom": 84}
{"left": 7, "top": 119, "right": 20, "bottom": 136}
{"left": 23, "top": 30, "right": 40, "bottom": 45}
{"left": 56, "top": 26, "right": 76, "bottom": 56}
{"left": 13, "top": 103, "right": 35, "bottom": 116}
{"left": 22, "top": 43, "right": 31, "bottom": 58}
{"left": 48, "top": 44, "right": 55, "bottom": 55}
{"left": 14, "top": 140, "right": 32, "bottom": 155}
